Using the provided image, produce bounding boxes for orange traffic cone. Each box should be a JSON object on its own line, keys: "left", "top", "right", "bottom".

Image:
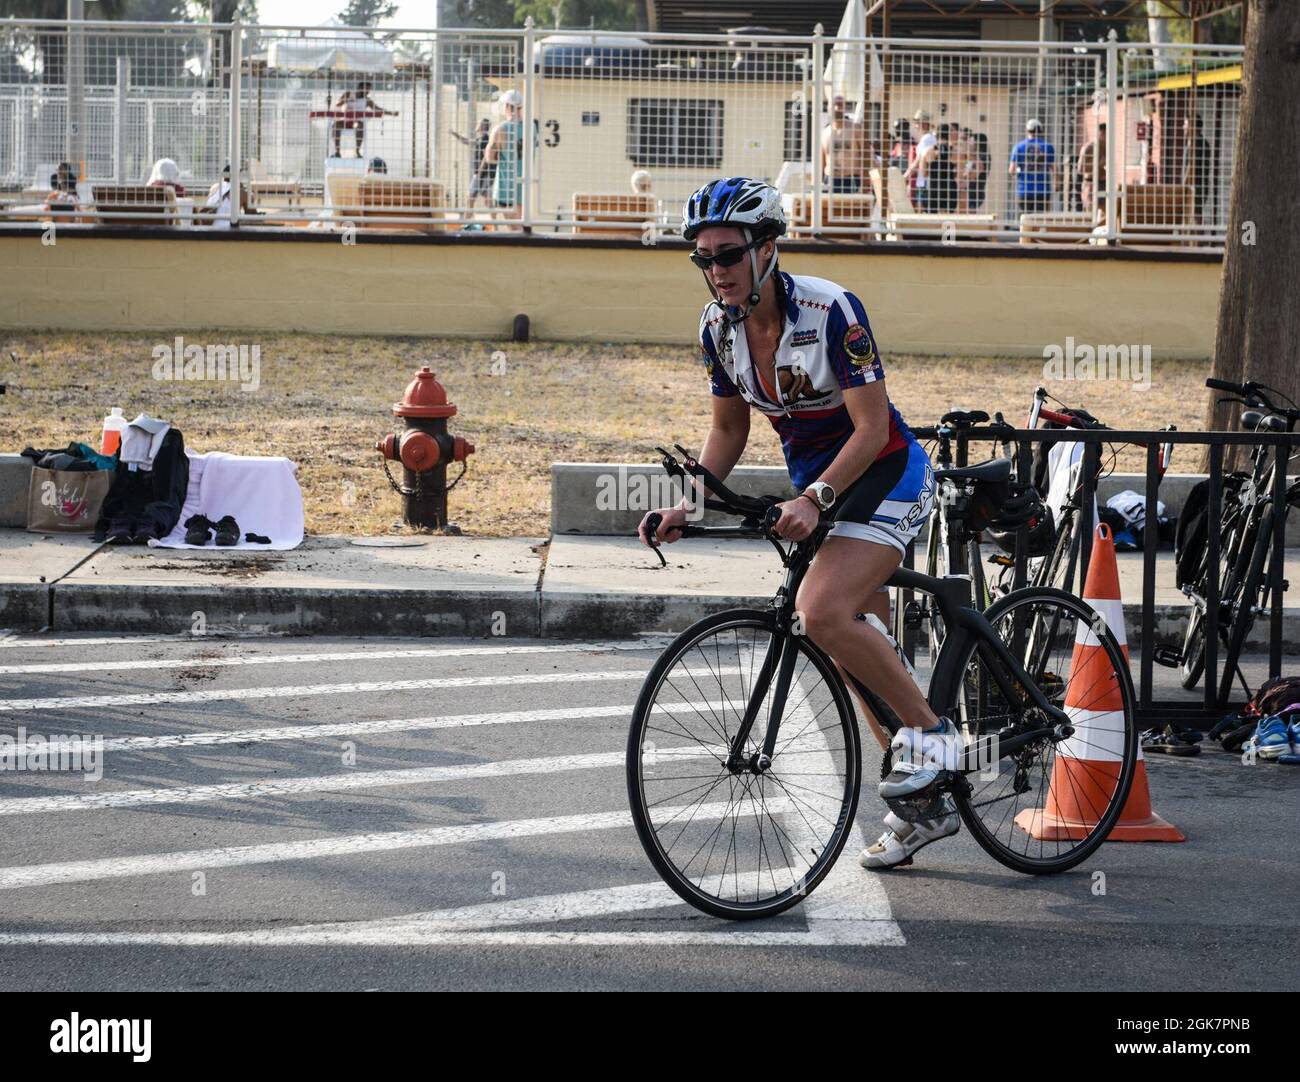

{"left": 1015, "top": 523, "right": 1185, "bottom": 842}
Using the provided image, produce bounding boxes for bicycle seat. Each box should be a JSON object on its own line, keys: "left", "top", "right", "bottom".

{"left": 933, "top": 458, "right": 1013, "bottom": 484}
{"left": 940, "top": 409, "right": 990, "bottom": 427}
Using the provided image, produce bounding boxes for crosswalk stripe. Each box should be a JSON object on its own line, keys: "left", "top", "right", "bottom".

{"left": 0, "top": 804, "right": 740, "bottom": 891}
{"left": 0, "top": 747, "right": 720, "bottom": 817}
{"left": 92, "top": 700, "right": 731, "bottom": 750}
{"left": 0, "top": 669, "right": 643, "bottom": 713}
{"left": 0, "top": 928, "right": 904, "bottom": 947}
{"left": 0, "top": 640, "right": 667, "bottom": 676}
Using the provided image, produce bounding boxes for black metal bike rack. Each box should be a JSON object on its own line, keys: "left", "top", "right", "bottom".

{"left": 907, "top": 424, "right": 1299, "bottom": 726}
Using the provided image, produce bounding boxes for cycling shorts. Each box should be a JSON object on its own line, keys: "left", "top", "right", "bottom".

{"left": 828, "top": 441, "right": 935, "bottom": 555}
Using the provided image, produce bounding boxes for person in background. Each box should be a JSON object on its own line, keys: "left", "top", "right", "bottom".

{"left": 453, "top": 117, "right": 494, "bottom": 209}
{"left": 43, "top": 161, "right": 79, "bottom": 212}
{"left": 480, "top": 89, "right": 532, "bottom": 230}
{"left": 888, "top": 118, "right": 914, "bottom": 176}
{"left": 1181, "top": 114, "right": 1212, "bottom": 225}
{"left": 953, "top": 126, "right": 974, "bottom": 213}
{"left": 332, "top": 80, "right": 396, "bottom": 159}
{"left": 146, "top": 158, "right": 186, "bottom": 198}
{"left": 969, "top": 130, "right": 991, "bottom": 211}
{"left": 631, "top": 169, "right": 653, "bottom": 196}
{"left": 366, "top": 157, "right": 388, "bottom": 176}
{"left": 1076, "top": 120, "right": 1107, "bottom": 220}
{"left": 821, "top": 92, "right": 876, "bottom": 194}
{"left": 904, "top": 109, "right": 937, "bottom": 211}
{"left": 203, "top": 163, "right": 254, "bottom": 228}
{"left": 926, "top": 123, "right": 958, "bottom": 214}
{"left": 1009, "top": 118, "right": 1057, "bottom": 218}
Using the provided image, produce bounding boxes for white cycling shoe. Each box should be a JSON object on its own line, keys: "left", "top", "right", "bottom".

{"left": 860, "top": 806, "right": 960, "bottom": 870}
{"left": 877, "top": 717, "right": 964, "bottom": 802}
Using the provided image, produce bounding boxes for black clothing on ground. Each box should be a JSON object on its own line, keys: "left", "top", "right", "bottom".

{"left": 92, "top": 428, "right": 188, "bottom": 542}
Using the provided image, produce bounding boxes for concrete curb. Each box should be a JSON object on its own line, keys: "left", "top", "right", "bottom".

{"left": 549, "top": 462, "right": 1300, "bottom": 543}
{"left": 51, "top": 583, "right": 540, "bottom": 637}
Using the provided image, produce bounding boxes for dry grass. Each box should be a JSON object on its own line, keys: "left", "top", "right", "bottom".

{"left": 1, "top": 332, "right": 1209, "bottom": 537}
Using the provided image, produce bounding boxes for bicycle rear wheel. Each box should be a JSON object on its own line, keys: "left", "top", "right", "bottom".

{"left": 626, "top": 609, "right": 861, "bottom": 920}
{"left": 935, "top": 587, "right": 1137, "bottom": 875}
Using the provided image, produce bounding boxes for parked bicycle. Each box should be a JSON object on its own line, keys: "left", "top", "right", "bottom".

{"left": 1013, "top": 387, "right": 1175, "bottom": 599}
{"left": 1178, "top": 378, "right": 1300, "bottom": 700}
{"left": 627, "top": 445, "right": 1137, "bottom": 920}
{"left": 905, "top": 408, "right": 1026, "bottom": 669}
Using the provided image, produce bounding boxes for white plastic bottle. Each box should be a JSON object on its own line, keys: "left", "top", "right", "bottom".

{"left": 101, "top": 407, "right": 127, "bottom": 456}
{"left": 861, "top": 612, "right": 917, "bottom": 681}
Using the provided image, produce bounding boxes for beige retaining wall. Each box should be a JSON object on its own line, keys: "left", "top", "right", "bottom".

{"left": 0, "top": 232, "right": 1220, "bottom": 358}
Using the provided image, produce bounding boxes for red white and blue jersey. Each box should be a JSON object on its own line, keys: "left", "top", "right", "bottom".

{"left": 700, "top": 271, "right": 916, "bottom": 490}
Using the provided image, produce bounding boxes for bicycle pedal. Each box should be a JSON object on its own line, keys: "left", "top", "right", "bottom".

{"left": 1152, "top": 645, "right": 1182, "bottom": 669}
{"left": 989, "top": 554, "right": 1014, "bottom": 567}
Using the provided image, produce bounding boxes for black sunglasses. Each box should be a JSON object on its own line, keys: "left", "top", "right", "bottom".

{"left": 690, "top": 236, "right": 762, "bottom": 270}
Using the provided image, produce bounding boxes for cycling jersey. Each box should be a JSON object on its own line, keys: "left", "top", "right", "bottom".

{"left": 699, "top": 271, "right": 916, "bottom": 491}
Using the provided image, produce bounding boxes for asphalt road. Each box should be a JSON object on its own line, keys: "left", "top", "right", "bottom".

{"left": 0, "top": 630, "right": 1295, "bottom": 991}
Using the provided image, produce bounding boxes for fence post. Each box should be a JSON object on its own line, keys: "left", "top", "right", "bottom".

{"left": 114, "top": 56, "right": 129, "bottom": 184}
{"left": 522, "top": 16, "right": 536, "bottom": 232}
{"left": 229, "top": 20, "right": 242, "bottom": 226}
{"left": 811, "top": 23, "right": 825, "bottom": 236}
{"left": 1104, "top": 29, "right": 1119, "bottom": 245}
{"left": 67, "top": 1, "right": 86, "bottom": 180}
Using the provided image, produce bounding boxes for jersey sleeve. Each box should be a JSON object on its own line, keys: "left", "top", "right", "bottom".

{"left": 826, "top": 290, "right": 885, "bottom": 389}
{"left": 699, "top": 310, "right": 739, "bottom": 398}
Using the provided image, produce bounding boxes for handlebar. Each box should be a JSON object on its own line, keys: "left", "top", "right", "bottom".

{"left": 642, "top": 446, "right": 794, "bottom": 566}
{"left": 1206, "top": 377, "right": 1300, "bottom": 423}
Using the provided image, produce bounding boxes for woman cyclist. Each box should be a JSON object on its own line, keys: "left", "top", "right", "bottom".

{"left": 638, "top": 177, "right": 961, "bottom": 870}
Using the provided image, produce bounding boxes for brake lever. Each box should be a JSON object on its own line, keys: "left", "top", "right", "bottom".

{"left": 642, "top": 511, "right": 667, "bottom": 568}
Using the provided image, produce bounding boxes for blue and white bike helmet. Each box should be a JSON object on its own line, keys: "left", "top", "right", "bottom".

{"left": 682, "top": 177, "right": 786, "bottom": 319}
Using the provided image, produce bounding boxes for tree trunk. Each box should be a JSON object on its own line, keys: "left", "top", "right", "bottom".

{"left": 1202, "top": 0, "right": 1300, "bottom": 470}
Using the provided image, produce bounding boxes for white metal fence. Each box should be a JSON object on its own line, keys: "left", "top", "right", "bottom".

{"left": 0, "top": 17, "right": 1243, "bottom": 247}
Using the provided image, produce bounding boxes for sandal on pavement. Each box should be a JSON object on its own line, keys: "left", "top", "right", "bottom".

{"left": 1141, "top": 726, "right": 1201, "bottom": 757}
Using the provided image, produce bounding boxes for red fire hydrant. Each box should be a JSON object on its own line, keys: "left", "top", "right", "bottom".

{"left": 376, "top": 366, "right": 475, "bottom": 530}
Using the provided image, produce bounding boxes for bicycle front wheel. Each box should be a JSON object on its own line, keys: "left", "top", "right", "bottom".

{"left": 626, "top": 609, "right": 861, "bottom": 920}
{"left": 935, "top": 587, "right": 1138, "bottom": 875}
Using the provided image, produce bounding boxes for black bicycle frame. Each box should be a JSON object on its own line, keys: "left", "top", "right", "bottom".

{"left": 720, "top": 538, "right": 1071, "bottom": 772}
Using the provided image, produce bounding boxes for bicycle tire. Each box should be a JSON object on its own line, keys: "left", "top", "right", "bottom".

{"left": 626, "top": 608, "right": 861, "bottom": 921}
{"left": 932, "top": 586, "right": 1138, "bottom": 875}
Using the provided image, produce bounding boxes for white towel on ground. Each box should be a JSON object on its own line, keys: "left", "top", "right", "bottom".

{"left": 149, "top": 451, "right": 304, "bottom": 550}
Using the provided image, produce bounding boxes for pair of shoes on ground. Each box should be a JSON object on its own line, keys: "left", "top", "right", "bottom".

{"left": 1141, "top": 725, "right": 1202, "bottom": 757}
{"left": 863, "top": 718, "right": 964, "bottom": 870}
{"left": 184, "top": 514, "right": 241, "bottom": 546}
{"left": 104, "top": 522, "right": 159, "bottom": 545}
{"left": 1243, "top": 711, "right": 1300, "bottom": 764}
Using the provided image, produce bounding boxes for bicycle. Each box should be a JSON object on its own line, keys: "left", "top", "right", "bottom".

{"left": 627, "top": 445, "right": 1138, "bottom": 920}
{"left": 1178, "top": 378, "right": 1300, "bottom": 700}
{"left": 1018, "top": 387, "right": 1175, "bottom": 599}
{"left": 907, "top": 409, "right": 1017, "bottom": 671}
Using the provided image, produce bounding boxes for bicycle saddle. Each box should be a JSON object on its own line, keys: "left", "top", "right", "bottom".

{"left": 1241, "top": 410, "right": 1287, "bottom": 432}
{"left": 939, "top": 409, "right": 990, "bottom": 427}
{"left": 933, "top": 457, "right": 1013, "bottom": 484}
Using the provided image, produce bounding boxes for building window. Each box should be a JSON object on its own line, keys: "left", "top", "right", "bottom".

{"left": 627, "top": 98, "right": 723, "bottom": 168}
{"left": 783, "top": 100, "right": 812, "bottom": 161}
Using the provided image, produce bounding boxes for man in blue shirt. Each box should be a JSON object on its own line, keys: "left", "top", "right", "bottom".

{"left": 1008, "top": 118, "right": 1058, "bottom": 217}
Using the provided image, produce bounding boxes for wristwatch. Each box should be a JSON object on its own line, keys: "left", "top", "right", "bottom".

{"left": 803, "top": 481, "right": 836, "bottom": 511}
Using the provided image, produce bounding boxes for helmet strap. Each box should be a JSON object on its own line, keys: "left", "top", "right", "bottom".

{"left": 716, "top": 227, "right": 778, "bottom": 327}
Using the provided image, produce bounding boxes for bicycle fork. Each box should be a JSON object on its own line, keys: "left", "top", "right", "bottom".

{"left": 726, "top": 626, "right": 799, "bottom": 775}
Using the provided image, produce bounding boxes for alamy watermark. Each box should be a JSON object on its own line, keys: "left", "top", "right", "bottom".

{"left": 1042, "top": 336, "right": 1150, "bottom": 392}
{"left": 595, "top": 466, "right": 705, "bottom": 521}
{"left": 0, "top": 727, "right": 103, "bottom": 781}
{"left": 151, "top": 335, "right": 261, "bottom": 393}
